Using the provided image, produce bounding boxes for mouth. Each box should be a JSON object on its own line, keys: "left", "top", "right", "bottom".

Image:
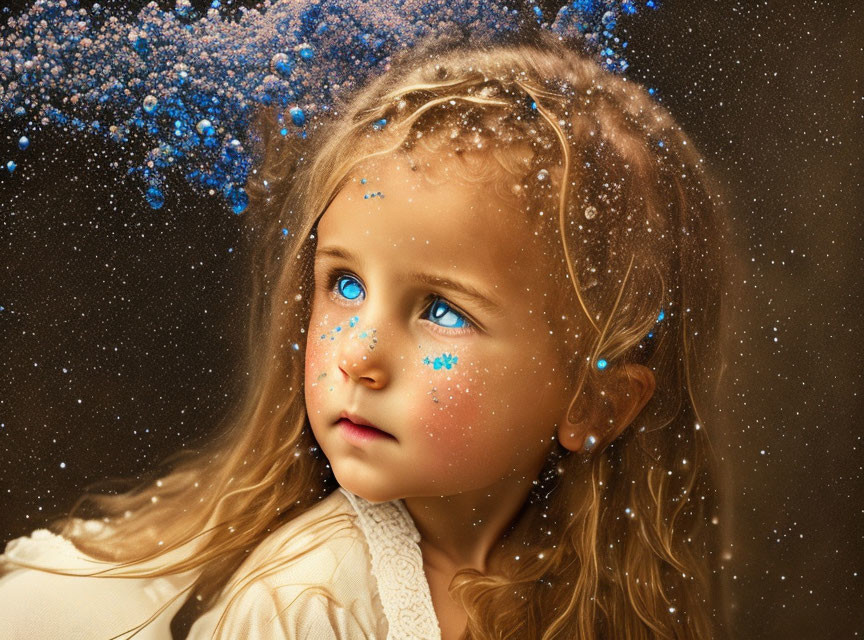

{"left": 336, "top": 411, "right": 396, "bottom": 441}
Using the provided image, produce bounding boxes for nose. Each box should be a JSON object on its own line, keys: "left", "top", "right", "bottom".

{"left": 336, "top": 324, "right": 389, "bottom": 390}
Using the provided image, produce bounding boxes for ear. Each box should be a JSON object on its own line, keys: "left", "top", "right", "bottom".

{"left": 557, "top": 363, "right": 656, "bottom": 453}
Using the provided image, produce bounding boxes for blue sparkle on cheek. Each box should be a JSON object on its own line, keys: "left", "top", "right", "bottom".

{"left": 349, "top": 316, "right": 359, "bottom": 327}
{"left": 425, "top": 353, "right": 458, "bottom": 370}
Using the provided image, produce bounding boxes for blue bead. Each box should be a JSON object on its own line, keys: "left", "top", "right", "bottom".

{"left": 18, "top": 136, "right": 29, "bottom": 150}
{"left": 596, "top": 358, "right": 607, "bottom": 370}
{"left": 145, "top": 186, "right": 164, "bottom": 209}
{"left": 289, "top": 106, "right": 305, "bottom": 126}
{"left": 297, "top": 44, "right": 314, "bottom": 60}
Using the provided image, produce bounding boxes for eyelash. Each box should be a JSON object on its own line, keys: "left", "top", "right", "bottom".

{"left": 321, "top": 268, "right": 476, "bottom": 336}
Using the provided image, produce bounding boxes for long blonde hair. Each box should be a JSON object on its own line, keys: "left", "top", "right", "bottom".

{"left": 47, "top": 28, "right": 735, "bottom": 639}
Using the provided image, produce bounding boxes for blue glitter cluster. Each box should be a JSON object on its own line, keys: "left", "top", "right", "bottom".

{"left": 423, "top": 353, "right": 459, "bottom": 370}
{"left": 0, "top": 0, "right": 654, "bottom": 213}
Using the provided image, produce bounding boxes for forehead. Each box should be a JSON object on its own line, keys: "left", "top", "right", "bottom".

{"left": 316, "top": 152, "right": 549, "bottom": 285}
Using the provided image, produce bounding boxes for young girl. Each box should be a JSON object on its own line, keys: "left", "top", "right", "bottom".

{"left": 0, "top": 28, "right": 733, "bottom": 640}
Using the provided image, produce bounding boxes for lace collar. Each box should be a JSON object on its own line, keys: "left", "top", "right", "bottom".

{"left": 339, "top": 487, "right": 442, "bottom": 640}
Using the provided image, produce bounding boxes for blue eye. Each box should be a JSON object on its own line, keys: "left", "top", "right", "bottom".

{"left": 425, "top": 299, "right": 470, "bottom": 330}
{"left": 335, "top": 274, "right": 364, "bottom": 301}
{"left": 327, "top": 271, "right": 474, "bottom": 334}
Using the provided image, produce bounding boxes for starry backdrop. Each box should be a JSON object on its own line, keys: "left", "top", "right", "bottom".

{"left": 1, "top": 0, "right": 861, "bottom": 637}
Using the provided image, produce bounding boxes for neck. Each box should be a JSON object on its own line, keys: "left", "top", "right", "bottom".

{"left": 401, "top": 472, "right": 537, "bottom": 575}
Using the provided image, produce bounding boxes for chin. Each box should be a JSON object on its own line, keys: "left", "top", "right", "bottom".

{"left": 335, "top": 473, "right": 399, "bottom": 504}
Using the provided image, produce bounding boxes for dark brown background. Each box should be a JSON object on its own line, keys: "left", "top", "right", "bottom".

{"left": 1, "top": 0, "right": 862, "bottom": 637}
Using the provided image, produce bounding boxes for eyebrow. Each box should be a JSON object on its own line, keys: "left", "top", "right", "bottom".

{"left": 315, "top": 245, "right": 503, "bottom": 314}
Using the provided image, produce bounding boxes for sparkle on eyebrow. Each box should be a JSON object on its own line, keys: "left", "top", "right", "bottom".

{"left": 315, "top": 245, "right": 503, "bottom": 313}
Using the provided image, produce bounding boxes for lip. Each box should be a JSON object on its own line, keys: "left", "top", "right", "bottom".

{"left": 336, "top": 411, "right": 395, "bottom": 443}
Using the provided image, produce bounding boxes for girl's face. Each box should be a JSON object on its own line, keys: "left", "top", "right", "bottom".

{"left": 304, "top": 152, "right": 575, "bottom": 504}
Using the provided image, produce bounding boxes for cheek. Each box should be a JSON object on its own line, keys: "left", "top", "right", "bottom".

{"left": 303, "top": 312, "right": 335, "bottom": 418}
{"left": 402, "top": 355, "right": 487, "bottom": 462}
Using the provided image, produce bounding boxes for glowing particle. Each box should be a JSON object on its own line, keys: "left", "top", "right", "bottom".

{"left": 289, "top": 106, "right": 306, "bottom": 126}
{"left": 196, "top": 118, "right": 214, "bottom": 136}
{"left": 282, "top": 228, "right": 289, "bottom": 236}
{"left": 226, "top": 185, "right": 248, "bottom": 214}
{"left": 6, "top": 161, "right": 16, "bottom": 173}
{"left": 296, "top": 43, "right": 314, "bottom": 60}
{"left": 270, "top": 52, "right": 294, "bottom": 77}
{"left": 142, "top": 95, "right": 158, "bottom": 114}
{"left": 596, "top": 358, "right": 607, "bottom": 370}
{"left": 145, "top": 186, "right": 165, "bottom": 210}
{"left": 18, "top": 136, "right": 30, "bottom": 151}
{"left": 584, "top": 205, "right": 597, "bottom": 220}
{"left": 537, "top": 168, "right": 549, "bottom": 181}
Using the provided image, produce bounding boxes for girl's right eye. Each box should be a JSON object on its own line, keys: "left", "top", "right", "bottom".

{"left": 329, "top": 272, "right": 365, "bottom": 304}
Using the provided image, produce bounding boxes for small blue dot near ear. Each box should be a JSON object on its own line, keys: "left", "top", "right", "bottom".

{"left": 596, "top": 359, "right": 608, "bottom": 370}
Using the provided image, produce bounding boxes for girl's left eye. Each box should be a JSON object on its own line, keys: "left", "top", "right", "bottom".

{"left": 326, "top": 271, "right": 475, "bottom": 335}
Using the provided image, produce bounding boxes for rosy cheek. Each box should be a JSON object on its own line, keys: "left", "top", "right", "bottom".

{"left": 406, "top": 356, "right": 484, "bottom": 461}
